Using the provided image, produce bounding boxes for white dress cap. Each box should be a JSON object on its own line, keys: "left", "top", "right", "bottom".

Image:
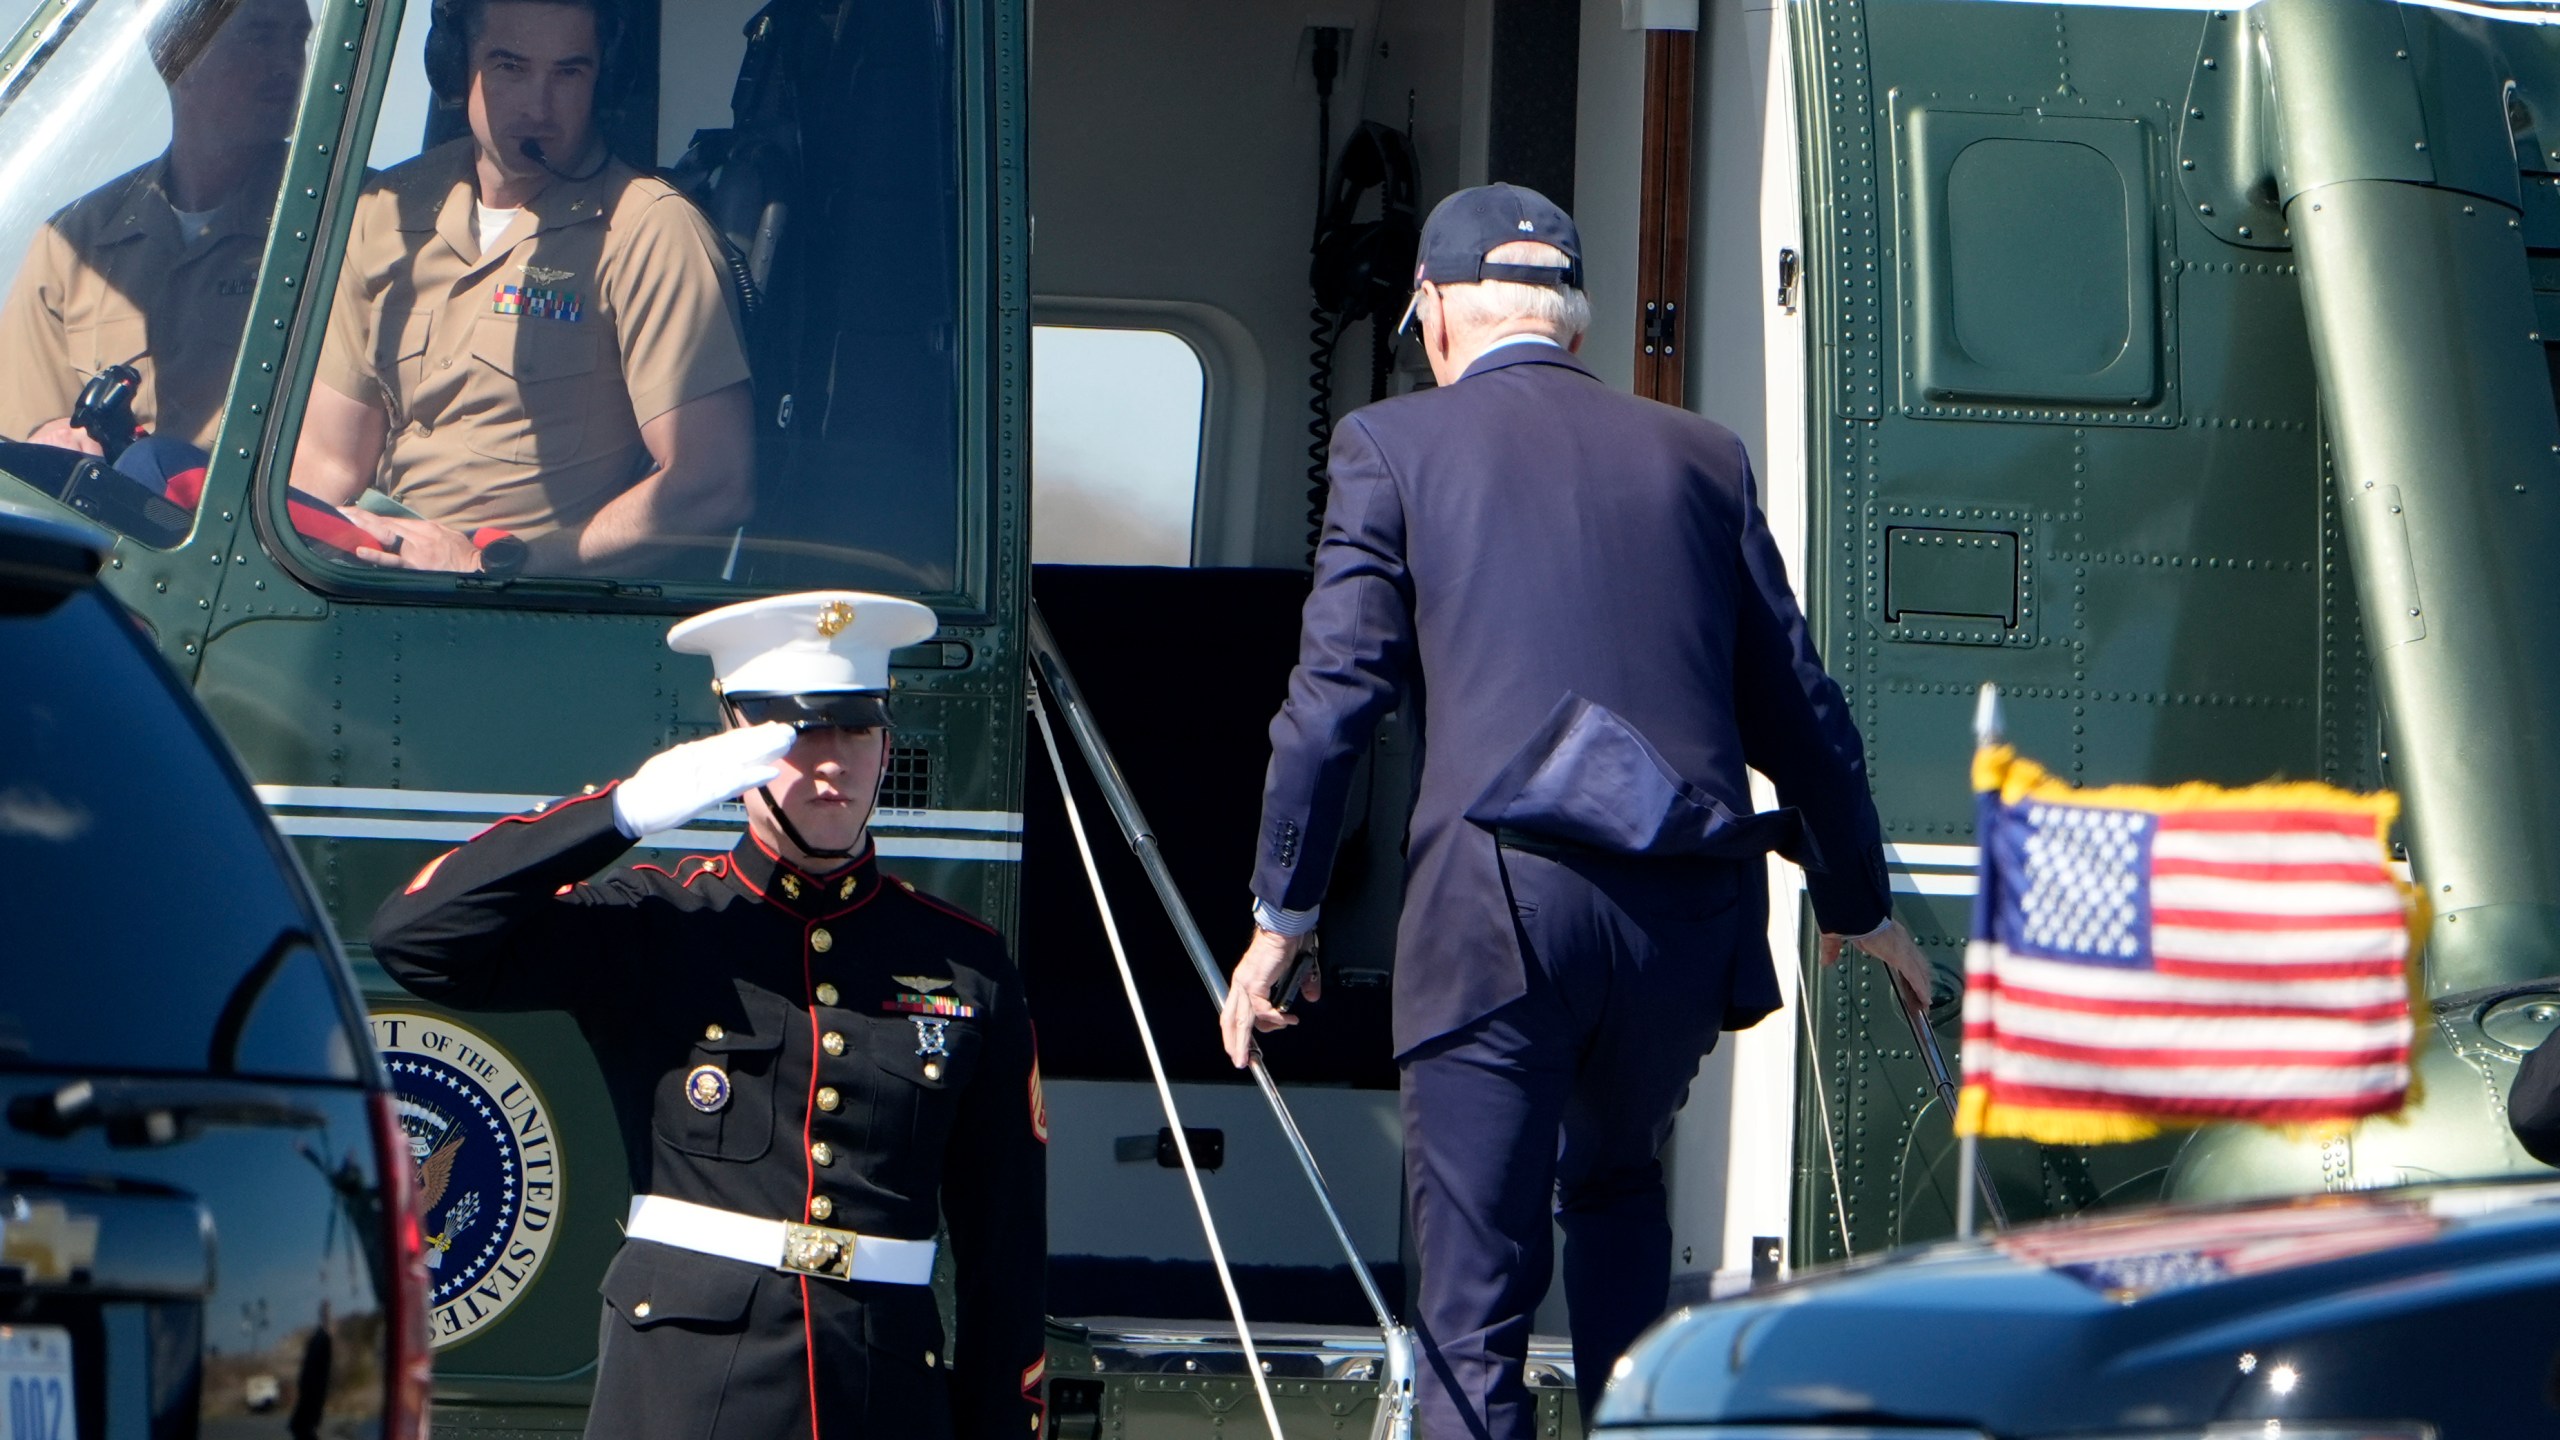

{"left": 666, "top": 591, "right": 938, "bottom": 696}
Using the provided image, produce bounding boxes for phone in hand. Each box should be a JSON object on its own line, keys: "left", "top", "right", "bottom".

{"left": 1269, "top": 936, "right": 1322, "bottom": 1014}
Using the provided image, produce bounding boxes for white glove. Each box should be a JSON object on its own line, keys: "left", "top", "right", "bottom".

{"left": 610, "top": 723, "right": 797, "bottom": 838}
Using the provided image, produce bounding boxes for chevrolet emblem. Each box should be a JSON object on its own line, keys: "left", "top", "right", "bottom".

{"left": 816, "top": 601, "right": 855, "bottom": 638}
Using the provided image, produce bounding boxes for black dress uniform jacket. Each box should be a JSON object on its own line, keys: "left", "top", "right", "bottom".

{"left": 370, "top": 785, "right": 1048, "bottom": 1440}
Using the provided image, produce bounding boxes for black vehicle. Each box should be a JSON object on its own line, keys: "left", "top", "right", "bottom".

{"left": 1595, "top": 1179, "right": 2560, "bottom": 1439}
{"left": 0, "top": 500, "right": 428, "bottom": 1439}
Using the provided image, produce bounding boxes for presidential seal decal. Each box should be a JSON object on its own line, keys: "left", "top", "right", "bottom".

{"left": 370, "top": 1012, "right": 565, "bottom": 1347}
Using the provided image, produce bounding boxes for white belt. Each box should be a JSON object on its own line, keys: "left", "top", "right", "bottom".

{"left": 625, "top": 1195, "right": 937, "bottom": 1285}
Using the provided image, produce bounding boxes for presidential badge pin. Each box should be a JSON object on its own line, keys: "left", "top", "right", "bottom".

{"left": 686, "top": 1064, "right": 732, "bottom": 1113}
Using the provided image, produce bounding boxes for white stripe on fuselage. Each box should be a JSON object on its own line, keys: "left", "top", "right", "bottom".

{"left": 256, "top": 785, "right": 1023, "bottom": 859}
{"left": 262, "top": 812, "right": 1024, "bottom": 860}
{"left": 255, "top": 785, "right": 1020, "bottom": 832}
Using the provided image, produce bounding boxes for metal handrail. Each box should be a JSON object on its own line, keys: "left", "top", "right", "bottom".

{"left": 1027, "top": 601, "right": 1415, "bottom": 1440}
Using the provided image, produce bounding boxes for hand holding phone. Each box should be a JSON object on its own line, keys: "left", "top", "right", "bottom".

{"left": 1270, "top": 935, "right": 1322, "bottom": 1013}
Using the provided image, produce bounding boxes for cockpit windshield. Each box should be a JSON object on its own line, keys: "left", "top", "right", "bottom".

{"left": 273, "top": 0, "right": 973, "bottom": 598}
{"left": 0, "top": 0, "right": 977, "bottom": 603}
{"left": 0, "top": 0, "right": 312, "bottom": 457}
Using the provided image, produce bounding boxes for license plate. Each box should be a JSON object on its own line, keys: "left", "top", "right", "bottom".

{"left": 0, "top": 1327, "right": 72, "bottom": 1440}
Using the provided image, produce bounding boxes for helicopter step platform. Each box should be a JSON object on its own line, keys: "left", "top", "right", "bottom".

{"left": 1041, "top": 1319, "right": 1582, "bottom": 1440}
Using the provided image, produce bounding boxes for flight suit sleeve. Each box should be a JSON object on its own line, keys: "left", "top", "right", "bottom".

{"left": 367, "top": 784, "right": 648, "bottom": 1013}
{"left": 1252, "top": 411, "right": 1418, "bottom": 914}
{"left": 313, "top": 195, "right": 381, "bottom": 403}
{"left": 603, "top": 193, "right": 750, "bottom": 427}
{"left": 1727, "top": 439, "right": 1891, "bottom": 935}
{"left": 0, "top": 223, "right": 81, "bottom": 440}
{"left": 942, "top": 944, "right": 1049, "bottom": 1440}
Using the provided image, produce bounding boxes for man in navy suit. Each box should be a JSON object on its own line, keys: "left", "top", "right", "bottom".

{"left": 1220, "top": 185, "right": 1929, "bottom": 1440}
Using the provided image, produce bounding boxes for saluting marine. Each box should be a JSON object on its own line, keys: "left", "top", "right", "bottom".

{"left": 371, "top": 592, "right": 1048, "bottom": 1440}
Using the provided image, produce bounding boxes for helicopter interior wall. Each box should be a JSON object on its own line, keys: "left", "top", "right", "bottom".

{"left": 1029, "top": 0, "right": 1475, "bottom": 568}
{"left": 1027, "top": 0, "right": 1795, "bottom": 1337}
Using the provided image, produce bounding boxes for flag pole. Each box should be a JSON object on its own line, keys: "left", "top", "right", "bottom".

{"left": 1955, "top": 683, "right": 2006, "bottom": 1240}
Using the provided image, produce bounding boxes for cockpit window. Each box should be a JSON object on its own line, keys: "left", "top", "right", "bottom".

{"left": 267, "top": 0, "right": 971, "bottom": 602}
{"left": 0, "top": 0, "right": 314, "bottom": 542}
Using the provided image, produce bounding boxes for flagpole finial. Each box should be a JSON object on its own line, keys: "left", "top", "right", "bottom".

{"left": 1974, "top": 683, "right": 2005, "bottom": 747}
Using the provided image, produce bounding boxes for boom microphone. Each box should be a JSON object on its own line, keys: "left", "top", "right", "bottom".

{"left": 519, "top": 137, "right": 608, "bottom": 182}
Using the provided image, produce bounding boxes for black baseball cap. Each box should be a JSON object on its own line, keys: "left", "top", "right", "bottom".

{"left": 1397, "top": 183, "right": 1584, "bottom": 334}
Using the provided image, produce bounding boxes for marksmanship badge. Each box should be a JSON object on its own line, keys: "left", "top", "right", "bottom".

{"left": 912, "top": 1017, "right": 951, "bottom": 1058}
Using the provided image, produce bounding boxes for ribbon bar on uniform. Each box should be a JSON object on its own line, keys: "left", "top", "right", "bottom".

{"left": 625, "top": 1194, "right": 936, "bottom": 1284}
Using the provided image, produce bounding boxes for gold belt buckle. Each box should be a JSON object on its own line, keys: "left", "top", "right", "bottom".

{"left": 780, "top": 1220, "right": 861, "bottom": 1280}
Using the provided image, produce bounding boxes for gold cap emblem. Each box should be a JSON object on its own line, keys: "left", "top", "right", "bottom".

{"left": 815, "top": 601, "right": 856, "bottom": 638}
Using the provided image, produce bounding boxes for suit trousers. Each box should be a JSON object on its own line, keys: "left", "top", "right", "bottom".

{"left": 1398, "top": 845, "right": 1746, "bottom": 1440}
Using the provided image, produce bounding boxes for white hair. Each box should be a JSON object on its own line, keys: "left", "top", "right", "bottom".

{"left": 1434, "top": 241, "right": 1592, "bottom": 339}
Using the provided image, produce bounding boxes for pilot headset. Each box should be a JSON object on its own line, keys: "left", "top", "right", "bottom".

{"left": 423, "top": 0, "right": 632, "bottom": 107}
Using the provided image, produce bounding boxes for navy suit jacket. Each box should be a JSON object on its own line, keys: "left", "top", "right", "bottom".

{"left": 1253, "top": 342, "right": 1892, "bottom": 1057}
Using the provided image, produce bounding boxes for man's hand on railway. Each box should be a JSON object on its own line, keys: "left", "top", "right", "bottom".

{"left": 1819, "top": 918, "right": 1933, "bottom": 1010}
{"left": 339, "top": 509, "right": 485, "bottom": 572}
{"left": 1221, "top": 927, "right": 1309, "bottom": 1068}
{"left": 611, "top": 723, "right": 797, "bottom": 839}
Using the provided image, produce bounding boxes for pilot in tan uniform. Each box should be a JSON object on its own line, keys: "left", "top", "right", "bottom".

{"left": 0, "top": 0, "right": 311, "bottom": 453}
{"left": 294, "top": 0, "right": 753, "bottom": 578}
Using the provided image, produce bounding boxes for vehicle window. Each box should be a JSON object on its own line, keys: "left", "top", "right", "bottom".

{"left": 0, "top": 0, "right": 315, "bottom": 542}
{"left": 0, "top": 585, "right": 353, "bottom": 1078}
{"left": 272, "top": 0, "right": 970, "bottom": 599}
{"left": 1031, "top": 325, "right": 1204, "bottom": 567}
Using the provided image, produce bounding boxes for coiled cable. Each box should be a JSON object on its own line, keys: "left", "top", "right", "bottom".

{"left": 1304, "top": 27, "right": 1344, "bottom": 564}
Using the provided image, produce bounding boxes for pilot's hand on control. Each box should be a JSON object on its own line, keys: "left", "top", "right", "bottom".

{"left": 28, "top": 418, "right": 102, "bottom": 455}
{"left": 611, "top": 722, "right": 797, "bottom": 839}
{"left": 1220, "top": 927, "right": 1309, "bottom": 1068}
{"left": 339, "top": 509, "right": 484, "bottom": 572}
{"left": 1819, "top": 918, "right": 1932, "bottom": 1009}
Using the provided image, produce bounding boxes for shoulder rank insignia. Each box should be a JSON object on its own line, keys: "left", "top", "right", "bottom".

{"left": 893, "top": 975, "right": 953, "bottom": 993}
{"left": 885, "top": 993, "right": 976, "bottom": 1019}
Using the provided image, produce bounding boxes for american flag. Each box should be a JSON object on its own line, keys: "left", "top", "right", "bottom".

{"left": 1955, "top": 746, "right": 2419, "bottom": 1144}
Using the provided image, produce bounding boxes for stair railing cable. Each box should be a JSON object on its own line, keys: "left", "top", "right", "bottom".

{"left": 1027, "top": 603, "right": 1416, "bottom": 1440}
